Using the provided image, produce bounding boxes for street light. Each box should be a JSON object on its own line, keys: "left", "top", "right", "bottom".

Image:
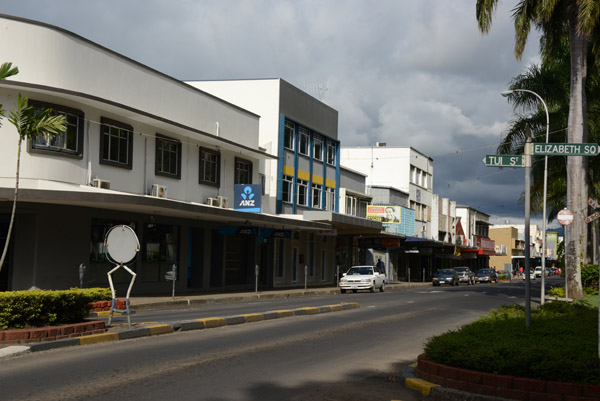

{"left": 501, "top": 89, "right": 550, "bottom": 305}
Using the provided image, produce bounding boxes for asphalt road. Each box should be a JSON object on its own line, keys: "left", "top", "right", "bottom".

{"left": 1, "top": 278, "right": 561, "bottom": 401}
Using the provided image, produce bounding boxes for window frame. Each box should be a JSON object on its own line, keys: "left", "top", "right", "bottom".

{"left": 234, "top": 157, "right": 252, "bottom": 185}
{"left": 326, "top": 142, "right": 336, "bottom": 166}
{"left": 155, "top": 134, "right": 182, "bottom": 179}
{"left": 28, "top": 100, "right": 84, "bottom": 158}
{"left": 199, "top": 146, "right": 221, "bottom": 186}
{"left": 313, "top": 135, "right": 323, "bottom": 161}
{"left": 99, "top": 117, "right": 133, "bottom": 169}
{"left": 297, "top": 179, "right": 308, "bottom": 206}
{"left": 312, "top": 183, "right": 322, "bottom": 209}
{"left": 282, "top": 175, "right": 293, "bottom": 203}
{"left": 298, "top": 127, "right": 309, "bottom": 156}
{"left": 284, "top": 121, "right": 295, "bottom": 150}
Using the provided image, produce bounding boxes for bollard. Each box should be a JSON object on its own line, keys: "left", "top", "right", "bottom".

{"left": 255, "top": 264, "right": 259, "bottom": 293}
{"left": 78, "top": 263, "right": 86, "bottom": 288}
{"left": 304, "top": 265, "right": 308, "bottom": 290}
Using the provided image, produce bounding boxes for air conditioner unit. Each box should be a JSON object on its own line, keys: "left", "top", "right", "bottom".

{"left": 151, "top": 184, "right": 167, "bottom": 199}
{"left": 92, "top": 179, "right": 111, "bottom": 190}
{"left": 206, "top": 197, "right": 220, "bottom": 207}
{"left": 217, "top": 196, "right": 228, "bottom": 208}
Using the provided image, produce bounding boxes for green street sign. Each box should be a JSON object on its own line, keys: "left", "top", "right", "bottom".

{"left": 482, "top": 154, "right": 525, "bottom": 167}
{"left": 533, "top": 143, "right": 600, "bottom": 156}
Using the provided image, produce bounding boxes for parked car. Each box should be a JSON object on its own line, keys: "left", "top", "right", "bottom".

{"left": 534, "top": 266, "right": 548, "bottom": 278}
{"left": 339, "top": 266, "right": 385, "bottom": 293}
{"left": 454, "top": 266, "right": 475, "bottom": 285}
{"left": 545, "top": 267, "right": 555, "bottom": 276}
{"left": 474, "top": 268, "right": 498, "bottom": 283}
{"left": 522, "top": 269, "right": 536, "bottom": 281}
{"left": 432, "top": 269, "right": 459, "bottom": 286}
{"left": 496, "top": 270, "right": 509, "bottom": 279}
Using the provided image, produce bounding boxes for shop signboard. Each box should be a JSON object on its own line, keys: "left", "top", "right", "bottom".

{"left": 234, "top": 184, "right": 261, "bottom": 213}
{"left": 367, "top": 205, "right": 401, "bottom": 224}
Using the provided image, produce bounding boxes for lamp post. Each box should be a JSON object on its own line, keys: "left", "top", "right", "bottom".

{"left": 502, "top": 89, "right": 550, "bottom": 305}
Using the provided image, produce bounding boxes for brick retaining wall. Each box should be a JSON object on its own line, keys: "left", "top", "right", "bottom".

{"left": 0, "top": 321, "right": 106, "bottom": 345}
{"left": 416, "top": 354, "right": 600, "bottom": 401}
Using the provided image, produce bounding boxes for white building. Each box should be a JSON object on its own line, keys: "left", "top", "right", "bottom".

{"left": 340, "top": 144, "right": 434, "bottom": 238}
{"left": 0, "top": 15, "right": 330, "bottom": 293}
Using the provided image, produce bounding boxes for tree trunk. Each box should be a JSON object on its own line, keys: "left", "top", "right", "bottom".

{"left": 0, "top": 137, "right": 22, "bottom": 272}
{"left": 565, "top": 15, "right": 588, "bottom": 299}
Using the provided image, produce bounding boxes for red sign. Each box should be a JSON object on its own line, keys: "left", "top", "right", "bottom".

{"left": 557, "top": 209, "right": 574, "bottom": 226}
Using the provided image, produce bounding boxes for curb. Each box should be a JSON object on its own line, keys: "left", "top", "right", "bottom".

{"left": 1, "top": 302, "right": 360, "bottom": 358}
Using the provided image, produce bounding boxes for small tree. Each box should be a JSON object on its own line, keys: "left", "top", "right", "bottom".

{"left": 0, "top": 62, "right": 66, "bottom": 272}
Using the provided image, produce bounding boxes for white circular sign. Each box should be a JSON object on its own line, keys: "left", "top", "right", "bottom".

{"left": 104, "top": 225, "right": 140, "bottom": 264}
{"left": 557, "top": 209, "right": 574, "bottom": 226}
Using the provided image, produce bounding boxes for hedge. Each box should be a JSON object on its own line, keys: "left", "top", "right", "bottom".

{"left": 0, "top": 287, "right": 111, "bottom": 330}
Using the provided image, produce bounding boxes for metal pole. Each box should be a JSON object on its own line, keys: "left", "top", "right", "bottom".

{"left": 565, "top": 228, "right": 568, "bottom": 300}
{"left": 524, "top": 128, "right": 532, "bottom": 328}
{"left": 503, "top": 89, "right": 550, "bottom": 305}
{"left": 255, "top": 264, "right": 259, "bottom": 293}
{"left": 304, "top": 265, "right": 308, "bottom": 290}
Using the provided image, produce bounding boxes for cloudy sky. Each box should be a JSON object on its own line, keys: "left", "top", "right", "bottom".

{"left": 2, "top": 0, "right": 554, "bottom": 227}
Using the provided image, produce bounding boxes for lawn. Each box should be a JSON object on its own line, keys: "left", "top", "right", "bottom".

{"left": 423, "top": 300, "right": 600, "bottom": 385}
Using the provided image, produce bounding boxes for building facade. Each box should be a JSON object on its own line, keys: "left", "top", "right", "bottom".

{"left": 0, "top": 15, "right": 333, "bottom": 293}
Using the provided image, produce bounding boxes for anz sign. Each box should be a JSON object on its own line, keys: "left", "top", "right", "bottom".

{"left": 234, "top": 184, "right": 261, "bottom": 213}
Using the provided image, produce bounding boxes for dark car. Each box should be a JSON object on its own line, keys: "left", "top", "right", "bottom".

{"left": 454, "top": 266, "right": 475, "bottom": 285}
{"left": 432, "top": 269, "right": 459, "bottom": 286}
{"left": 474, "top": 268, "right": 498, "bottom": 284}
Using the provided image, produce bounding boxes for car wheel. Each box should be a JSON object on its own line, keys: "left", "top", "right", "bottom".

{"left": 370, "top": 283, "right": 375, "bottom": 293}
{"left": 379, "top": 281, "right": 385, "bottom": 292}
{"left": 340, "top": 289, "right": 346, "bottom": 294}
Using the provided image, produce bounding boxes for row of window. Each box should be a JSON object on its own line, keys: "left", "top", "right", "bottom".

{"left": 281, "top": 175, "right": 335, "bottom": 210}
{"left": 283, "top": 121, "right": 336, "bottom": 165}
{"left": 29, "top": 100, "right": 252, "bottom": 186}
{"left": 410, "top": 165, "right": 431, "bottom": 189}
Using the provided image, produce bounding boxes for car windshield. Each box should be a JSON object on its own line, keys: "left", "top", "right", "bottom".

{"left": 477, "top": 269, "right": 490, "bottom": 274}
{"left": 438, "top": 269, "right": 454, "bottom": 275}
{"left": 347, "top": 267, "right": 373, "bottom": 275}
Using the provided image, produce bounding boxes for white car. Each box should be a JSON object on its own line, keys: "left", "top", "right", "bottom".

{"left": 339, "top": 265, "right": 385, "bottom": 293}
{"left": 534, "top": 266, "right": 548, "bottom": 278}
{"left": 522, "top": 269, "right": 536, "bottom": 281}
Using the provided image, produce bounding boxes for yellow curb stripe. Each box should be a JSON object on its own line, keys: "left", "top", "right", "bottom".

{"left": 344, "top": 302, "right": 360, "bottom": 308}
{"left": 324, "top": 304, "right": 343, "bottom": 311}
{"left": 239, "top": 313, "right": 264, "bottom": 323}
{"left": 195, "top": 317, "right": 227, "bottom": 328}
{"left": 405, "top": 378, "right": 438, "bottom": 396}
{"left": 79, "top": 332, "right": 119, "bottom": 345}
{"left": 147, "top": 324, "right": 173, "bottom": 335}
{"left": 409, "top": 362, "right": 418, "bottom": 368}
{"left": 267, "top": 310, "right": 295, "bottom": 318}
{"left": 297, "top": 307, "right": 319, "bottom": 314}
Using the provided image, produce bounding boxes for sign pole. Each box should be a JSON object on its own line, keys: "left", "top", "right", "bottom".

{"left": 523, "top": 130, "right": 532, "bottom": 328}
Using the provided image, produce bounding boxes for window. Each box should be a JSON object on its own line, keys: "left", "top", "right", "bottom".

{"left": 312, "top": 184, "right": 322, "bottom": 209}
{"left": 345, "top": 195, "right": 357, "bottom": 215}
{"left": 234, "top": 157, "right": 252, "bottom": 185}
{"left": 142, "top": 223, "right": 178, "bottom": 282}
{"left": 29, "top": 100, "right": 84, "bottom": 157}
{"left": 313, "top": 135, "right": 323, "bottom": 161}
{"left": 155, "top": 134, "right": 181, "bottom": 179}
{"left": 326, "top": 142, "right": 336, "bottom": 165}
{"left": 199, "top": 147, "right": 220, "bottom": 186}
{"left": 299, "top": 127, "right": 309, "bottom": 156}
{"left": 282, "top": 175, "right": 293, "bottom": 203}
{"left": 100, "top": 117, "right": 133, "bottom": 169}
{"left": 326, "top": 187, "right": 335, "bottom": 211}
{"left": 297, "top": 179, "right": 308, "bottom": 206}
{"left": 284, "top": 121, "right": 294, "bottom": 150}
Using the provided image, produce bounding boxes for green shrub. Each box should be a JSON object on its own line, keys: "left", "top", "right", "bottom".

{"left": 423, "top": 303, "right": 600, "bottom": 385}
{"left": 0, "top": 288, "right": 111, "bottom": 330}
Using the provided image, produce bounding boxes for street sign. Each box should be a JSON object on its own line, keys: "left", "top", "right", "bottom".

{"left": 482, "top": 154, "right": 525, "bottom": 167}
{"left": 533, "top": 143, "right": 600, "bottom": 156}
{"left": 589, "top": 197, "right": 600, "bottom": 209}
{"left": 585, "top": 212, "right": 600, "bottom": 224}
{"left": 557, "top": 208, "right": 574, "bottom": 226}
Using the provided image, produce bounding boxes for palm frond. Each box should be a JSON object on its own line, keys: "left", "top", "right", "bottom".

{"left": 0, "top": 62, "right": 18, "bottom": 81}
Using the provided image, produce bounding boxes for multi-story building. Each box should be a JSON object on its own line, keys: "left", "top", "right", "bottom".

{"left": 455, "top": 206, "right": 495, "bottom": 270}
{"left": 187, "top": 78, "right": 381, "bottom": 285}
{"left": 340, "top": 144, "right": 434, "bottom": 238}
{"left": 0, "top": 15, "right": 331, "bottom": 293}
{"left": 488, "top": 226, "right": 525, "bottom": 273}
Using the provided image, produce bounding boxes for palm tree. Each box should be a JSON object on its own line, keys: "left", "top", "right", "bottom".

{"left": 0, "top": 62, "right": 19, "bottom": 119}
{"left": 477, "top": 0, "right": 600, "bottom": 299}
{"left": 0, "top": 67, "right": 66, "bottom": 273}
